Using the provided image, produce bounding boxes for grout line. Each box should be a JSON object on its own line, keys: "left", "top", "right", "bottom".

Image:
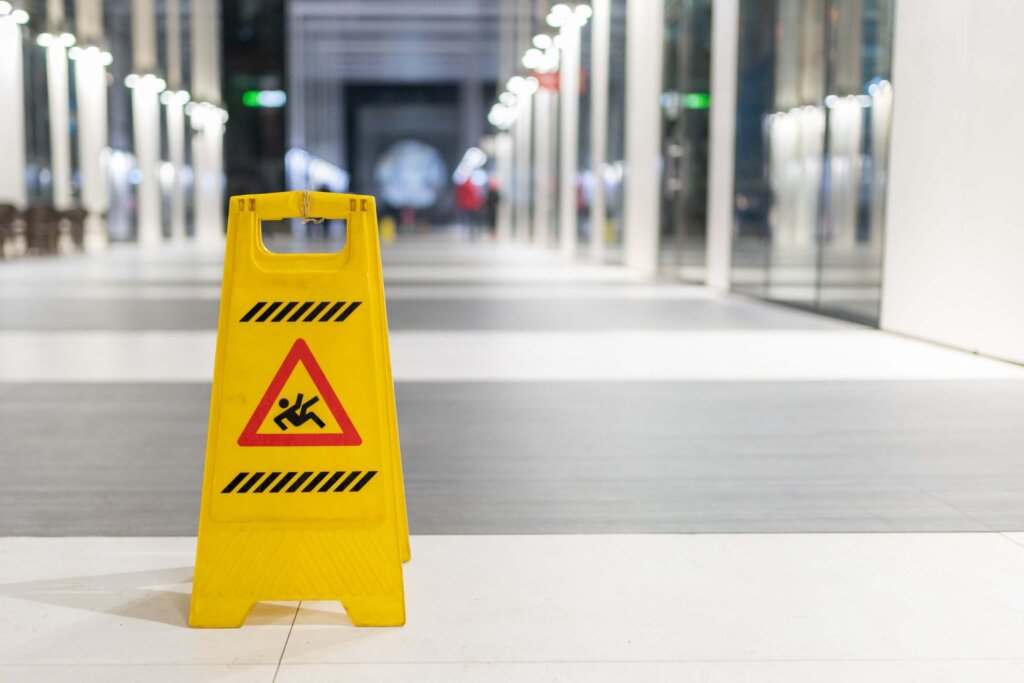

{"left": 998, "top": 532, "right": 1024, "bottom": 552}
{"left": 272, "top": 601, "right": 300, "bottom": 683}
{"left": 897, "top": 482, "right": 998, "bottom": 534}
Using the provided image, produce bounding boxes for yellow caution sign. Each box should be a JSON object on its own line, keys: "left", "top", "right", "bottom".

{"left": 190, "top": 191, "right": 409, "bottom": 628}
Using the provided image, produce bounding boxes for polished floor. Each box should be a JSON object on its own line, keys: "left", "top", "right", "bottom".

{"left": 2, "top": 233, "right": 1024, "bottom": 680}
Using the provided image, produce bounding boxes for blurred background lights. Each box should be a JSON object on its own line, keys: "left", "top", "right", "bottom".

{"left": 0, "top": 1, "right": 29, "bottom": 23}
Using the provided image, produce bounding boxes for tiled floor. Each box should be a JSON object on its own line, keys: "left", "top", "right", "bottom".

{"left": 4, "top": 535, "right": 1024, "bottom": 681}
{"left": 2, "top": 233, "right": 1024, "bottom": 680}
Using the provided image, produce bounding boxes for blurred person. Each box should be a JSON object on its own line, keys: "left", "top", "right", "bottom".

{"left": 454, "top": 175, "right": 485, "bottom": 240}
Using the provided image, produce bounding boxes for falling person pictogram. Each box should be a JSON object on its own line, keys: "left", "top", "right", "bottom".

{"left": 274, "top": 393, "right": 326, "bottom": 431}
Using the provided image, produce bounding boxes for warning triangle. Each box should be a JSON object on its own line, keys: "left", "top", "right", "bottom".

{"left": 238, "top": 338, "right": 362, "bottom": 447}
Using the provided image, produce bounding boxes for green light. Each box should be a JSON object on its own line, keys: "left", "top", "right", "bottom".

{"left": 682, "top": 92, "right": 710, "bottom": 110}
{"left": 242, "top": 89, "right": 287, "bottom": 108}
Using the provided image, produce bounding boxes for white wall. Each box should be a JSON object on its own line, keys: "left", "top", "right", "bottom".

{"left": 881, "top": 0, "right": 1024, "bottom": 364}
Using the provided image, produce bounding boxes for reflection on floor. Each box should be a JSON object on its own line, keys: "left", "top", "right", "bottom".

{"left": 2, "top": 233, "right": 1024, "bottom": 680}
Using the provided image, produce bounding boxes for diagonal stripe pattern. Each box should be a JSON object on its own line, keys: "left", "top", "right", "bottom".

{"left": 239, "top": 301, "right": 362, "bottom": 323}
{"left": 220, "top": 471, "right": 377, "bottom": 494}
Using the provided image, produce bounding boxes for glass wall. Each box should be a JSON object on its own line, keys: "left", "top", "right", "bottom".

{"left": 732, "top": 0, "right": 894, "bottom": 324}
{"left": 659, "top": 0, "right": 712, "bottom": 282}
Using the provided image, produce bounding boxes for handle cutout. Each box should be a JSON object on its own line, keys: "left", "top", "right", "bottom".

{"left": 259, "top": 218, "right": 349, "bottom": 255}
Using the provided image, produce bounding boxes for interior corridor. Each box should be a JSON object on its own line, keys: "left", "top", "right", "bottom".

{"left": 2, "top": 234, "right": 1024, "bottom": 680}
{"left": 3, "top": 233, "right": 1024, "bottom": 536}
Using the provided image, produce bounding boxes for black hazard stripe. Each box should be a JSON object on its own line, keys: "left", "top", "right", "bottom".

{"left": 220, "top": 471, "right": 377, "bottom": 493}
{"left": 239, "top": 301, "right": 361, "bottom": 323}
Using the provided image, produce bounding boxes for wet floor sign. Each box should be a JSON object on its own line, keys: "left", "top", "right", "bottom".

{"left": 190, "top": 191, "right": 409, "bottom": 628}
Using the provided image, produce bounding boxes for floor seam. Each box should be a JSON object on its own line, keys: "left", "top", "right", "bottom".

{"left": 998, "top": 532, "right": 1024, "bottom": 552}
{"left": 272, "top": 601, "right": 300, "bottom": 683}
{"left": 853, "top": 448, "right": 1001, "bottom": 533}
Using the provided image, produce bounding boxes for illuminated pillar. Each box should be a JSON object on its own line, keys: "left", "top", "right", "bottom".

{"left": 532, "top": 86, "right": 555, "bottom": 246}
{"left": 494, "top": 131, "right": 514, "bottom": 241}
{"left": 131, "top": 0, "right": 163, "bottom": 246}
{"left": 0, "top": 5, "right": 29, "bottom": 210}
{"left": 42, "top": 0, "right": 74, "bottom": 211}
{"left": 623, "top": 0, "right": 663, "bottom": 276}
{"left": 705, "top": 0, "right": 739, "bottom": 291}
{"left": 74, "top": 0, "right": 112, "bottom": 252}
{"left": 164, "top": 0, "right": 188, "bottom": 242}
{"left": 589, "top": 0, "right": 610, "bottom": 262}
{"left": 557, "top": 8, "right": 587, "bottom": 258}
{"left": 513, "top": 87, "right": 534, "bottom": 242}
{"left": 191, "top": 0, "right": 225, "bottom": 247}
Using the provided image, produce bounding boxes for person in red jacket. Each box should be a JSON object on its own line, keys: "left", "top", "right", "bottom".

{"left": 455, "top": 176, "right": 485, "bottom": 239}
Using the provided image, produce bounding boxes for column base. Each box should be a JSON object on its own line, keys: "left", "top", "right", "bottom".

{"left": 83, "top": 214, "right": 109, "bottom": 253}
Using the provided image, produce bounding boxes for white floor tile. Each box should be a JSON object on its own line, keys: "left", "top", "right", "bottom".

{"left": 274, "top": 660, "right": 1024, "bottom": 683}
{"left": 379, "top": 263, "right": 649, "bottom": 284}
{"left": 0, "top": 331, "right": 215, "bottom": 382}
{"left": 387, "top": 330, "right": 1024, "bottom": 381}
{"left": 283, "top": 534, "right": 1024, "bottom": 664}
{"left": 0, "top": 284, "right": 224, "bottom": 301}
{"left": 0, "top": 664, "right": 277, "bottom": 683}
{"left": 0, "top": 283, "right": 713, "bottom": 302}
{"left": 382, "top": 283, "right": 718, "bottom": 300}
{"left": 1002, "top": 532, "right": 1024, "bottom": 549}
{"left": 4, "top": 534, "right": 1024, "bottom": 675}
{"left": 2, "top": 329, "right": 1022, "bottom": 383}
{"left": 0, "top": 538, "right": 294, "bottom": 666}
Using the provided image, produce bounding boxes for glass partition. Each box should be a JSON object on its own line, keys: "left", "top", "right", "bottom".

{"left": 732, "top": 0, "right": 894, "bottom": 324}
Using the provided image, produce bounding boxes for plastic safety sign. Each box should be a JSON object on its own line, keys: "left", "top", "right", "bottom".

{"left": 190, "top": 192, "right": 409, "bottom": 628}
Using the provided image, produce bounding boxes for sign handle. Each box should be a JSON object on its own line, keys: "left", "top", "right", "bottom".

{"left": 230, "top": 191, "right": 377, "bottom": 275}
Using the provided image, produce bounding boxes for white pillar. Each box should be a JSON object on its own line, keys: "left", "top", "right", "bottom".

{"left": 75, "top": 52, "right": 110, "bottom": 251}
{"left": 191, "top": 0, "right": 225, "bottom": 247}
{"left": 532, "top": 87, "right": 555, "bottom": 246}
{"left": 165, "top": 96, "right": 187, "bottom": 242}
{"left": 42, "top": 0, "right": 74, "bottom": 211}
{"left": 557, "top": 16, "right": 582, "bottom": 257}
{"left": 705, "top": 0, "right": 740, "bottom": 291}
{"left": 164, "top": 0, "right": 187, "bottom": 242}
{"left": 495, "top": 131, "right": 514, "bottom": 241}
{"left": 286, "top": 12, "right": 307, "bottom": 238}
{"left": 132, "top": 0, "right": 163, "bottom": 246}
{"left": 74, "top": 0, "right": 110, "bottom": 251}
{"left": 132, "top": 84, "right": 162, "bottom": 246}
{"left": 191, "top": 104, "right": 225, "bottom": 247}
{"left": 45, "top": 43, "right": 73, "bottom": 210}
{"left": 0, "top": 12, "right": 28, "bottom": 209}
{"left": 514, "top": 91, "right": 534, "bottom": 242}
{"left": 623, "top": 0, "right": 663, "bottom": 275}
{"left": 589, "top": 0, "right": 611, "bottom": 262}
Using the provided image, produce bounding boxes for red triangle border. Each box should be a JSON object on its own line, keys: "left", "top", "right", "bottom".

{"left": 237, "top": 338, "right": 362, "bottom": 447}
